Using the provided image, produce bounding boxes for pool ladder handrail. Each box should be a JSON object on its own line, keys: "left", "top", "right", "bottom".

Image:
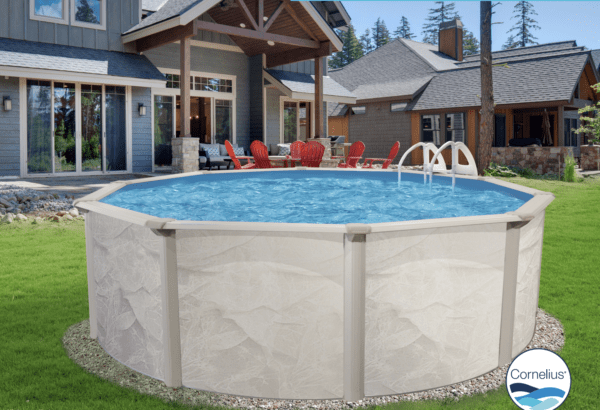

{"left": 398, "top": 142, "right": 478, "bottom": 186}
{"left": 397, "top": 142, "right": 448, "bottom": 184}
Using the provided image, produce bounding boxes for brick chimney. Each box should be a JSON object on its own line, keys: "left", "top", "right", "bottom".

{"left": 439, "top": 18, "right": 463, "bottom": 61}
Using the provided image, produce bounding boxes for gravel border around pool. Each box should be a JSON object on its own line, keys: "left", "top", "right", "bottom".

{"left": 62, "top": 308, "right": 564, "bottom": 409}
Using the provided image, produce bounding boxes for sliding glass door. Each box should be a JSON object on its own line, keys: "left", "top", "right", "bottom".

{"left": 26, "top": 80, "right": 129, "bottom": 175}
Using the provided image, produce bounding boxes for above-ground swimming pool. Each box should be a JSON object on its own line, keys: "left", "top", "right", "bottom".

{"left": 75, "top": 168, "right": 554, "bottom": 401}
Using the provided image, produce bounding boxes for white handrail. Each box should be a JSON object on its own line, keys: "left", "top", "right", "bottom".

{"left": 399, "top": 141, "right": 478, "bottom": 186}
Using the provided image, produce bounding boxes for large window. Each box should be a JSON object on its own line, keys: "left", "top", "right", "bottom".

{"left": 564, "top": 118, "right": 579, "bottom": 147}
{"left": 422, "top": 113, "right": 466, "bottom": 146}
{"left": 27, "top": 80, "right": 53, "bottom": 174}
{"left": 165, "top": 74, "right": 233, "bottom": 93}
{"left": 53, "top": 82, "right": 76, "bottom": 173}
{"left": 215, "top": 99, "right": 232, "bottom": 144}
{"left": 283, "top": 101, "right": 298, "bottom": 144}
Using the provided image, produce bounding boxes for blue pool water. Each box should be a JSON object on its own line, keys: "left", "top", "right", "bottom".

{"left": 100, "top": 171, "right": 531, "bottom": 224}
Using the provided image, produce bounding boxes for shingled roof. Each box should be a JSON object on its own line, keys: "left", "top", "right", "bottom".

{"left": 126, "top": 0, "right": 205, "bottom": 34}
{"left": 265, "top": 69, "right": 355, "bottom": 102}
{"left": 592, "top": 50, "right": 600, "bottom": 71}
{"left": 408, "top": 52, "right": 589, "bottom": 111}
{"left": 0, "top": 37, "right": 165, "bottom": 82}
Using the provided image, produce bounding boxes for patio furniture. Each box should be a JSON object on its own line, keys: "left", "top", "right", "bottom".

{"left": 301, "top": 140, "right": 325, "bottom": 167}
{"left": 225, "top": 140, "right": 256, "bottom": 170}
{"left": 330, "top": 135, "right": 347, "bottom": 157}
{"left": 250, "top": 140, "right": 287, "bottom": 169}
{"left": 199, "top": 142, "right": 242, "bottom": 170}
{"left": 335, "top": 141, "right": 365, "bottom": 168}
{"left": 362, "top": 141, "right": 400, "bottom": 169}
{"left": 289, "top": 141, "right": 305, "bottom": 162}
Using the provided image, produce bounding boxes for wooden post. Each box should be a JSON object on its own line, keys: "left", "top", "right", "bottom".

{"left": 557, "top": 105, "right": 564, "bottom": 146}
{"left": 314, "top": 57, "right": 323, "bottom": 138}
{"left": 180, "top": 36, "right": 191, "bottom": 138}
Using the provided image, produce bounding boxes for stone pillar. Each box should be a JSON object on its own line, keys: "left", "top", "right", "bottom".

{"left": 172, "top": 137, "right": 199, "bottom": 173}
{"left": 309, "top": 137, "right": 331, "bottom": 160}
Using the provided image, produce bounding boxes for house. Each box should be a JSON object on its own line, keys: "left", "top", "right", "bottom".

{"left": 592, "top": 49, "right": 600, "bottom": 71}
{"left": 0, "top": 0, "right": 355, "bottom": 177}
{"left": 329, "top": 19, "right": 600, "bottom": 174}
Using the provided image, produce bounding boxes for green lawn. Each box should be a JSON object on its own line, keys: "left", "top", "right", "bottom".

{"left": 1, "top": 177, "right": 599, "bottom": 410}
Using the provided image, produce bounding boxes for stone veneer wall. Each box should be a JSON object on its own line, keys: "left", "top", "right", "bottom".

{"left": 580, "top": 145, "right": 600, "bottom": 171}
{"left": 172, "top": 138, "right": 199, "bottom": 173}
{"left": 491, "top": 147, "right": 574, "bottom": 175}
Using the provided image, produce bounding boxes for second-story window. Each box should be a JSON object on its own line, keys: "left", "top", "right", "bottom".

{"left": 71, "top": 0, "right": 106, "bottom": 30}
{"left": 31, "top": 0, "right": 68, "bottom": 23}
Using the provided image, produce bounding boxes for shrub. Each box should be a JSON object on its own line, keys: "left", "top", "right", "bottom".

{"left": 484, "top": 162, "right": 518, "bottom": 177}
{"left": 563, "top": 152, "right": 577, "bottom": 182}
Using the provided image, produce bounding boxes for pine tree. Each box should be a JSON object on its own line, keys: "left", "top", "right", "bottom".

{"left": 501, "top": 35, "right": 519, "bottom": 50}
{"left": 76, "top": 0, "right": 99, "bottom": 24}
{"left": 421, "top": 2, "right": 461, "bottom": 45}
{"left": 372, "top": 18, "right": 391, "bottom": 49}
{"left": 359, "top": 29, "right": 375, "bottom": 55}
{"left": 463, "top": 28, "right": 480, "bottom": 56}
{"left": 394, "top": 16, "right": 414, "bottom": 40}
{"left": 328, "top": 25, "right": 363, "bottom": 69}
{"left": 507, "top": 1, "right": 540, "bottom": 48}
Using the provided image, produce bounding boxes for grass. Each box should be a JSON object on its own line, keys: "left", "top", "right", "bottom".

{"left": 1, "top": 177, "right": 599, "bottom": 409}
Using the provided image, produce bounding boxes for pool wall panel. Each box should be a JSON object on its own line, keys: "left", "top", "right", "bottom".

{"left": 512, "top": 209, "right": 546, "bottom": 357}
{"left": 89, "top": 213, "right": 165, "bottom": 381}
{"left": 176, "top": 230, "right": 345, "bottom": 399}
{"left": 364, "top": 223, "right": 506, "bottom": 395}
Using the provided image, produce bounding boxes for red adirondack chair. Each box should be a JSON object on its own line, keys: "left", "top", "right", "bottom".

{"left": 336, "top": 141, "right": 365, "bottom": 168}
{"left": 225, "top": 140, "right": 255, "bottom": 169}
{"left": 289, "top": 141, "right": 305, "bottom": 162}
{"left": 301, "top": 140, "right": 325, "bottom": 167}
{"left": 362, "top": 141, "right": 400, "bottom": 169}
{"left": 250, "top": 140, "right": 286, "bottom": 169}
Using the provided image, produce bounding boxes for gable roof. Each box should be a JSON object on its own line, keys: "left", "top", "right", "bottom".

{"left": 408, "top": 52, "right": 589, "bottom": 111}
{"left": 0, "top": 37, "right": 165, "bottom": 86}
{"left": 142, "top": 0, "right": 168, "bottom": 12}
{"left": 328, "top": 102, "right": 348, "bottom": 117}
{"left": 400, "top": 38, "right": 460, "bottom": 71}
{"left": 328, "top": 39, "right": 436, "bottom": 101}
{"left": 126, "top": 0, "right": 208, "bottom": 34}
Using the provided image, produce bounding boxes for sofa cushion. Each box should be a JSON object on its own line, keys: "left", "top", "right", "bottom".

{"left": 278, "top": 144, "right": 291, "bottom": 156}
{"left": 233, "top": 146, "right": 245, "bottom": 156}
{"left": 205, "top": 146, "right": 221, "bottom": 157}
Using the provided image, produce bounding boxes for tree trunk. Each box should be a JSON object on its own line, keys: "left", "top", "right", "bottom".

{"left": 478, "top": 1, "right": 494, "bottom": 175}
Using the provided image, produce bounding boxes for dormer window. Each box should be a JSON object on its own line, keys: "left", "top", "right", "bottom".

{"left": 31, "top": 0, "right": 68, "bottom": 24}
{"left": 71, "top": 0, "right": 106, "bottom": 30}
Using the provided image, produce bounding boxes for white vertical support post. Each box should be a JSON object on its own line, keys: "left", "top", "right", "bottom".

{"left": 83, "top": 212, "right": 97, "bottom": 339}
{"left": 498, "top": 220, "right": 525, "bottom": 366}
{"left": 156, "top": 228, "right": 182, "bottom": 388}
{"left": 343, "top": 223, "right": 371, "bottom": 402}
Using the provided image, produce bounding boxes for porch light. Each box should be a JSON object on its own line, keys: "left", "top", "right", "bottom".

{"left": 263, "top": 16, "right": 268, "bottom": 21}
{"left": 138, "top": 103, "right": 146, "bottom": 116}
{"left": 3, "top": 96, "right": 11, "bottom": 112}
{"left": 267, "top": 40, "right": 275, "bottom": 46}
{"left": 240, "top": 23, "right": 246, "bottom": 28}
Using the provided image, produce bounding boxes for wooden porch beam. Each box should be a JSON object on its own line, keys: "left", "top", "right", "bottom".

{"left": 266, "top": 41, "right": 331, "bottom": 68}
{"left": 314, "top": 56, "right": 324, "bottom": 138}
{"left": 136, "top": 22, "right": 197, "bottom": 53}
{"left": 180, "top": 37, "right": 191, "bottom": 138}
{"left": 194, "top": 20, "right": 319, "bottom": 49}
{"left": 263, "top": 1, "right": 285, "bottom": 32}
{"left": 283, "top": 2, "right": 319, "bottom": 41}
{"left": 258, "top": 0, "right": 264, "bottom": 29}
{"left": 557, "top": 105, "right": 564, "bottom": 146}
{"left": 237, "top": 0, "right": 259, "bottom": 31}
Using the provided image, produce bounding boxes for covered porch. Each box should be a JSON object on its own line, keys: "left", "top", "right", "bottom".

{"left": 123, "top": 0, "right": 347, "bottom": 173}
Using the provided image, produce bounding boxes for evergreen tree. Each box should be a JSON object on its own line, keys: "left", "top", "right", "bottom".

{"left": 394, "top": 16, "right": 414, "bottom": 40}
{"left": 328, "top": 25, "right": 363, "bottom": 69}
{"left": 372, "top": 18, "right": 391, "bottom": 49}
{"left": 501, "top": 35, "right": 519, "bottom": 50}
{"left": 507, "top": 1, "right": 540, "bottom": 48}
{"left": 462, "top": 28, "right": 480, "bottom": 56}
{"left": 359, "top": 29, "right": 375, "bottom": 55}
{"left": 421, "top": 1, "right": 460, "bottom": 45}
{"left": 76, "top": 0, "right": 99, "bottom": 24}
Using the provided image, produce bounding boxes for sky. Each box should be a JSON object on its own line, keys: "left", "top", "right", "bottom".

{"left": 340, "top": 1, "right": 600, "bottom": 52}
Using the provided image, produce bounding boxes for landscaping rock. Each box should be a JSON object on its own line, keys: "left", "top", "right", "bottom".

{"left": 69, "top": 208, "right": 79, "bottom": 217}
{"left": 64, "top": 214, "right": 74, "bottom": 221}
{"left": 1, "top": 214, "right": 13, "bottom": 224}
{"left": 33, "top": 217, "right": 43, "bottom": 224}
{"left": 15, "top": 214, "right": 27, "bottom": 221}
{"left": 57, "top": 211, "right": 67, "bottom": 217}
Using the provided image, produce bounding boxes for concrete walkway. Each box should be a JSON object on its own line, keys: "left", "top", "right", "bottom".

{"left": 0, "top": 174, "right": 152, "bottom": 199}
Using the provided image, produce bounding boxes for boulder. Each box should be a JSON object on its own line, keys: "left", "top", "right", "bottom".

{"left": 15, "top": 214, "right": 27, "bottom": 221}
{"left": 69, "top": 208, "right": 79, "bottom": 217}
{"left": 64, "top": 214, "right": 74, "bottom": 221}
{"left": 1, "top": 215, "right": 13, "bottom": 224}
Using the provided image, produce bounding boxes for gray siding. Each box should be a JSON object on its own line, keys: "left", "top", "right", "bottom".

{"left": 144, "top": 44, "right": 250, "bottom": 149}
{"left": 266, "top": 88, "right": 284, "bottom": 146}
{"left": 273, "top": 60, "right": 315, "bottom": 75}
{"left": 0, "top": 0, "right": 141, "bottom": 52}
{"left": 0, "top": 77, "right": 20, "bottom": 176}
{"left": 194, "top": 13, "right": 237, "bottom": 46}
{"left": 348, "top": 102, "right": 412, "bottom": 164}
{"left": 131, "top": 87, "right": 152, "bottom": 172}
{"left": 248, "top": 54, "right": 263, "bottom": 145}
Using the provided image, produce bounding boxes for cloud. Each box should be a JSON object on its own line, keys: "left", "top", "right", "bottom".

{"left": 35, "top": 1, "right": 63, "bottom": 19}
